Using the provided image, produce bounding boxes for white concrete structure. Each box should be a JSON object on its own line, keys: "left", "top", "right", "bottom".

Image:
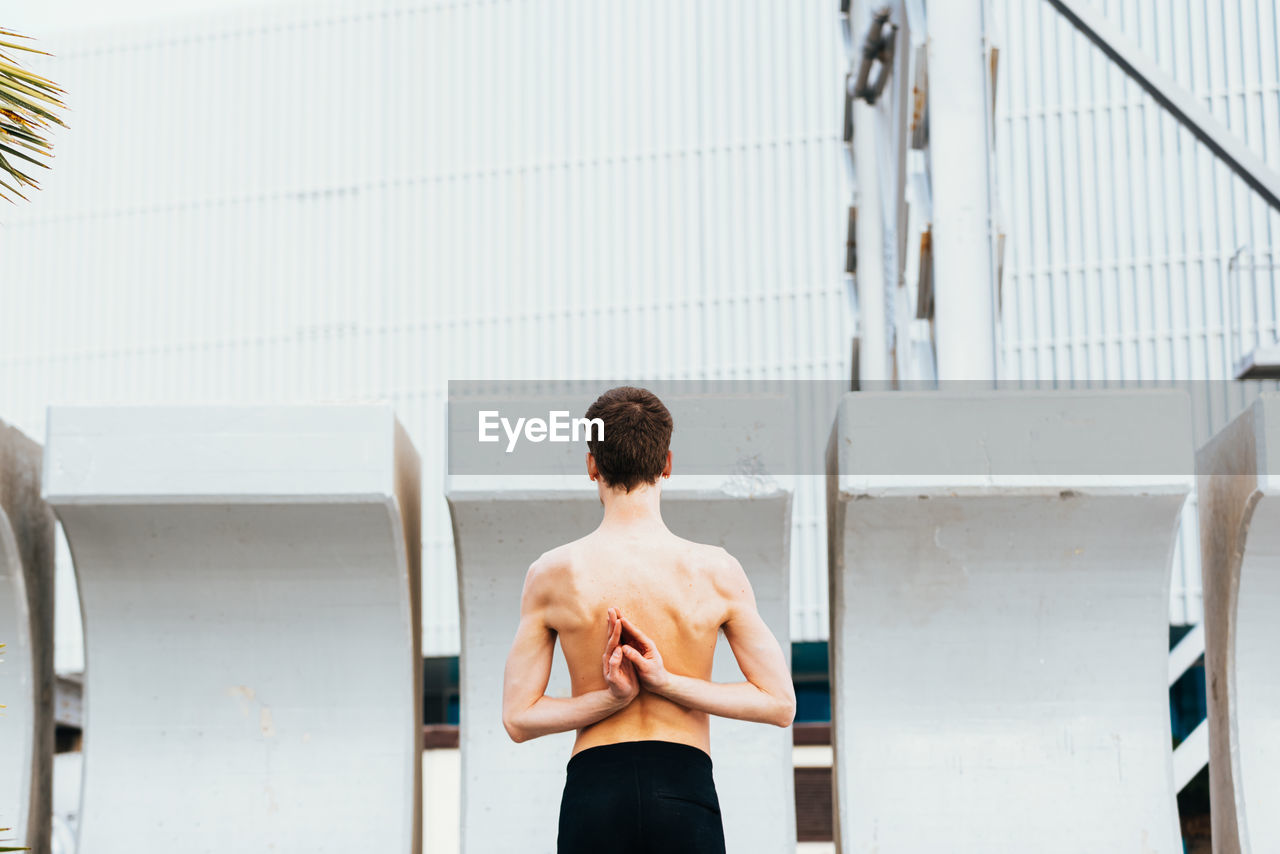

{"left": 1196, "top": 392, "right": 1280, "bottom": 854}
{"left": 827, "top": 391, "right": 1193, "bottom": 853}
{"left": 447, "top": 475, "right": 793, "bottom": 854}
{"left": 43, "top": 405, "right": 423, "bottom": 853}
{"left": 0, "top": 422, "right": 56, "bottom": 854}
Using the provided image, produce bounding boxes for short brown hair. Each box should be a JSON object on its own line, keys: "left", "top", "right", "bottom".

{"left": 584, "top": 386, "right": 673, "bottom": 492}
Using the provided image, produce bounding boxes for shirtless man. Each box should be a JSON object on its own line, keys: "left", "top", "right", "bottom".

{"left": 501, "top": 386, "right": 796, "bottom": 853}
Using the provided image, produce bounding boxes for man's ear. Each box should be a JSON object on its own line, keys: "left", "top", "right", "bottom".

{"left": 662, "top": 450, "right": 673, "bottom": 479}
{"left": 587, "top": 452, "right": 599, "bottom": 482}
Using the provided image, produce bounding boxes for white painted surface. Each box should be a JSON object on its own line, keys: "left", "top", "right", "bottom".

{"left": 52, "top": 531, "right": 82, "bottom": 674}
{"left": 1167, "top": 622, "right": 1205, "bottom": 686}
{"left": 447, "top": 476, "right": 794, "bottom": 854}
{"left": 927, "top": 0, "right": 999, "bottom": 381}
{"left": 49, "top": 747, "right": 464, "bottom": 854}
{"left": 995, "top": 0, "right": 1280, "bottom": 623}
{"left": 998, "top": 0, "right": 1280, "bottom": 387}
{"left": 1173, "top": 719, "right": 1210, "bottom": 793}
{"left": 828, "top": 391, "right": 1192, "bottom": 853}
{"left": 792, "top": 745, "right": 833, "bottom": 768}
{"left": 52, "top": 752, "right": 82, "bottom": 854}
{"left": 44, "top": 405, "right": 423, "bottom": 853}
{"left": 0, "top": 0, "right": 850, "bottom": 656}
{"left": 1196, "top": 393, "right": 1280, "bottom": 854}
{"left": 423, "top": 749, "right": 461, "bottom": 854}
{"left": 796, "top": 844, "right": 835, "bottom": 854}
{"left": 5, "top": 0, "right": 314, "bottom": 36}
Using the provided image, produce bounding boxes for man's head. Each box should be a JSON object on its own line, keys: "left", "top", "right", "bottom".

{"left": 584, "top": 386, "right": 673, "bottom": 492}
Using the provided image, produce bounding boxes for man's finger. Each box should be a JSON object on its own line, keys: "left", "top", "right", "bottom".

{"left": 607, "top": 647, "right": 625, "bottom": 681}
{"left": 621, "top": 645, "right": 645, "bottom": 666}
{"left": 615, "top": 653, "right": 637, "bottom": 688}
{"left": 603, "top": 610, "right": 623, "bottom": 677}
{"left": 603, "top": 619, "right": 621, "bottom": 660}
{"left": 619, "top": 617, "right": 656, "bottom": 654}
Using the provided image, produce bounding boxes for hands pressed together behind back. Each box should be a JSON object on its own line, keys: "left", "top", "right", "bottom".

{"left": 602, "top": 606, "right": 672, "bottom": 706}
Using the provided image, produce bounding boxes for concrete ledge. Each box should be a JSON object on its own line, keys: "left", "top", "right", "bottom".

{"left": 0, "top": 421, "right": 56, "bottom": 854}
{"left": 44, "top": 405, "right": 404, "bottom": 503}
{"left": 45, "top": 405, "right": 423, "bottom": 853}
{"left": 828, "top": 391, "right": 1192, "bottom": 853}
{"left": 1196, "top": 392, "right": 1280, "bottom": 854}
{"left": 446, "top": 474, "right": 794, "bottom": 854}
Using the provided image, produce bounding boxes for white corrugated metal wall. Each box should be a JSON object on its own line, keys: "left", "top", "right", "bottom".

{"left": 0, "top": 0, "right": 849, "bottom": 661}
{"left": 995, "top": 0, "right": 1280, "bottom": 624}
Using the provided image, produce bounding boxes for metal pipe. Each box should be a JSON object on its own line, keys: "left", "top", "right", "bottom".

{"left": 855, "top": 98, "right": 892, "bottom": 384}
{"left": 927, "top": 0, "right": 1000, "bottom": 381}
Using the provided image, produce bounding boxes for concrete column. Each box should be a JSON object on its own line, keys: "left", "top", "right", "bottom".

{"left": 0, "top": 421, "right": 56, "bottom": 854}
{"left": 827, "top": 391, "right": 1192, "bottom": 853}
{"left": 43, "top": 406, "right": 422, "bottom": 854}
{"left": 1196, "top": 392, "right": 1280, "bottom": 854}
{"left": 447, "top": 476, "right": 793, "bottom": 854}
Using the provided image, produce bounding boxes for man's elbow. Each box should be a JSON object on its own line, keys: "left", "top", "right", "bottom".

{"left": 502, "top": 713, "right": 530, "bottom": 743}
{"left": 772, "top": 693, "right": 797, "bottom": 728}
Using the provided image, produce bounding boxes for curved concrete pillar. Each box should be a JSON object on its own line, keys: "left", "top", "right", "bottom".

{"left": 1196, "top": 392, "right": 1280, "bottom": 854}
{"left": 43, "top": 406, "right": 422, "bottom": 854}
{"left": 0, "top": 422, "right": 56, "bottom": 854}
{"left": 827, "top": 391, "right": 1193, "bottom": 853}
{"left": 447, "top": 475, "right": 794, "bottom": 854}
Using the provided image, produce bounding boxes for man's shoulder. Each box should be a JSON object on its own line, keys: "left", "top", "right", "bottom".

{"left": 518, "top": 544, "right": 580, "bottom": 611}
{"left": 526, "top": 537, "right": 596, "bottom": 587}
{"left": 673, "top": 540, "right": 750, "bottom": 604}
{"left": 673, "top": 538, "right": 743, "bottom": 577}
{"left": 527, "top": 542, "right": 575, "bottom": 579}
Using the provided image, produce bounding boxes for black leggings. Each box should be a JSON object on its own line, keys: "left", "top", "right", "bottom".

{"left": 557, "top": 740, "right": 726, "bottom": 854}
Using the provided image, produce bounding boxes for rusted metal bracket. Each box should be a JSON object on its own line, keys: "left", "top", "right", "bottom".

{"left": 853, "top": 7, "right": 897, "bottom": 106}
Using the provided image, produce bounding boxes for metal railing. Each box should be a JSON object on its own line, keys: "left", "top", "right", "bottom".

{"left": 1228, "top": 247, "right": 1280, "bottom": 379}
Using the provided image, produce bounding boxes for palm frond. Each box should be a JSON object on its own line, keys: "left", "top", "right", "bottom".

{"left": 1, "top": 818, "right": 30, "bottom": 851}
{"left": 0, "top": 28, "right": 64, "bottom": 204}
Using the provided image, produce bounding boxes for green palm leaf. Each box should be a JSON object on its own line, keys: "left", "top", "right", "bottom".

{"left": 0, "top": 27, "right": 65, "bottom": 204}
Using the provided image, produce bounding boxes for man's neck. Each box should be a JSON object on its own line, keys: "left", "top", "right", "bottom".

{"left": 598, "top": 482, "right": 668, "bottom": 533}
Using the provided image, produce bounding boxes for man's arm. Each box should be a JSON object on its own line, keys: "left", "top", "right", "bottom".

{"left": 619, "top": 556, "right": 796, "bottom": 728}
{"left": 501, "top": 561, "right": 638, "bottom": 743}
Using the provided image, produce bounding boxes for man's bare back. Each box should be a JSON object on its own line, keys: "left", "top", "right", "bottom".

{"left": 503, "top": 508, "right": 793, "bottom": 751}
{"left": 532, "top": 528, "right": 738, "bottom": 755}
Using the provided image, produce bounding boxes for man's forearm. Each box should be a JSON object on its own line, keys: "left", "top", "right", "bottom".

{"left": 504, "top": 689, "right": 629, "bottom": 743}
{"left": 655, "top": 674, "right": 795, "bottom": 728}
